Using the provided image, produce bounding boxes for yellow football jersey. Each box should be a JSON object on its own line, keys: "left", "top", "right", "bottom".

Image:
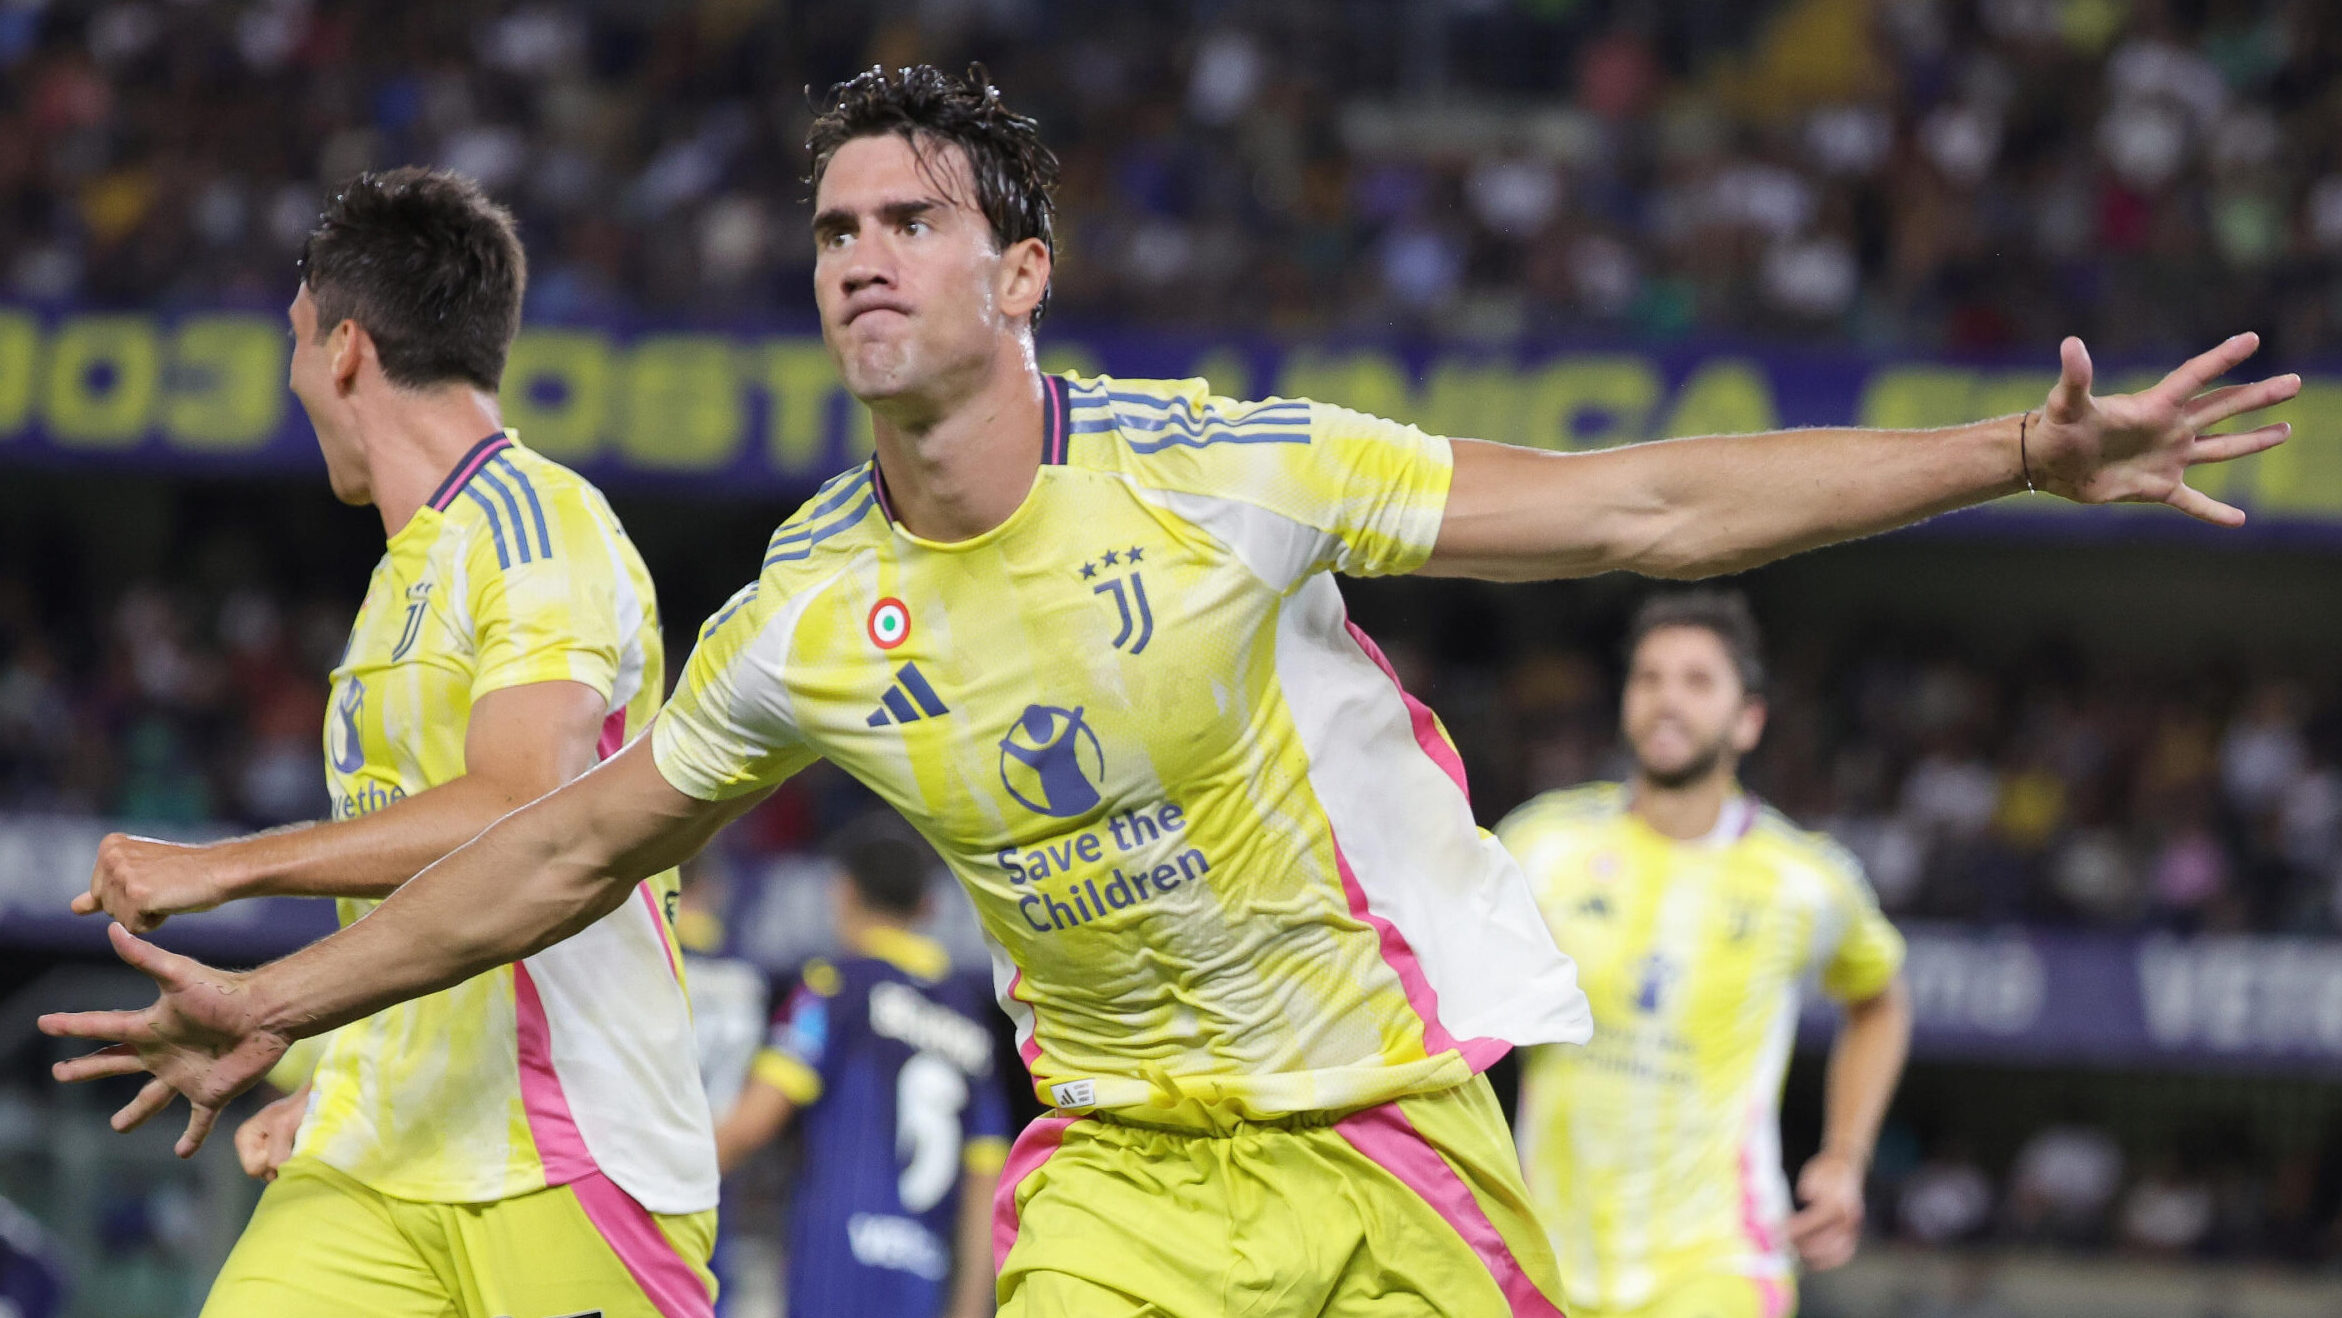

{"left": 654, "top": 374, "right": 1590, "bottom": 1120}
{"left": 1499, "top": 785, "right": 1904, "bottom": 1313}
{"left": 301, "top": 432, "right": 717, "bottom": 1213}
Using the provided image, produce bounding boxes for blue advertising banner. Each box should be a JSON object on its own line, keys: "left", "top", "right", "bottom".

{"left": 1801, "top": 923, "right": 2342, "bottom": 1076}
{"left": 1, "top": 302, "right": 2338, "bottom": 535}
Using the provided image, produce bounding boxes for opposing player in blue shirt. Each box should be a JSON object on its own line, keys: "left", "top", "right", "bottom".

{"left": 717, "top": 820, "right": 1010, "bottom": 1318}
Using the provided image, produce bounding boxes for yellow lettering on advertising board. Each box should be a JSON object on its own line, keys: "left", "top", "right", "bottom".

{"left": 617, "top": 334, "right": 743, "bottom": 471}
{"left": 1187, "top": 348, "right": 1251, "bottom": 401}
{"left": 1275, "top": 349, "right": 1415, "bottom": 424}
{"left": 164, "top": 315, "right": 285, "bottom": 451}
{"left": 2250, "top": 380, "right": 2342, "bottom": 517}
{"left": 0, "top": 310, "right": 36, "bottom": 436}
{"left": 756, "top": 337, "right": 873, "bottom": 477}
{"left": 45, "top": 314, "right": 160, "bottom": 447}
{"left": 500, "top": 329, "right": 612, "bottom": 460}
{"left": 1038, "top": 343, "right": 1102, "bottom": 379}
{"left": 1522, "top": 355, "right": 1661, "bottom": 450}
{"left": 1417, "top": 358, "right": 1524, "bottom": 446}
{"left": 1661, "top": 358, "right": 1781, "bottom": 438}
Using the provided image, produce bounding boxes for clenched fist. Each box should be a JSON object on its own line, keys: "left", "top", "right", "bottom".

{"left": 74, "top": 833, "right": 236, "bottom": 933}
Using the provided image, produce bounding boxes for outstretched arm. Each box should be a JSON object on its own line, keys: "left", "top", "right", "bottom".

{"left": 77, "top": 680, "right": 610, "bottom": 931}
{"left": 40, "top": 733, "right": 767, "bottom": 1156}
{"left": 1425, "top": 334, "right": 2298, "bottom": 581}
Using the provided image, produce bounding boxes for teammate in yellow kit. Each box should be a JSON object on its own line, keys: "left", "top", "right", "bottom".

{"left": 69, "top": 169, "right": 716, "bottom": 1318}
{"left": 1501, "top": 592, "right": 1913, "bottom": 1318}
{"left": 45, "top": 67, "right": 2299, "bottom": 1318}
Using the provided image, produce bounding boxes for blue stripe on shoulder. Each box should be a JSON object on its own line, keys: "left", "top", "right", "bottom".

{"left": 462, "top": 487, "right": 514, "bottom": 569}
{"left": 492, "top": 455, "right": 555, "bottom": 560}
{"left": 764, "top": 489, "right": 877, "bottom": 566}
{"left": 472, "top": 465, "right": 535, "bottom": 565}
{"left": 765, "top": 466, "right": 876, "bottom": 553}
{"left": 1065, "top": 386, "right": 1313, "bottom": 452}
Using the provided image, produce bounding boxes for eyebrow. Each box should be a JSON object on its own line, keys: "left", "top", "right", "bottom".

{"left": 811, "top": 197, "right": 949, "bottom": 238}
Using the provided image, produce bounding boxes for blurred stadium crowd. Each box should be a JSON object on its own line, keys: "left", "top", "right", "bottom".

{"left": 5, "top": 0, "right": 2342, "bottom": 352}
{"left": 3, "top": 565, "right": 2336, "bottom": 938}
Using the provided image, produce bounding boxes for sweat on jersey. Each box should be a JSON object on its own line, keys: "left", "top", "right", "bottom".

{"left": 652, "top": 374, "right": 1591, "bottom": 1121}
{"left": 300, "top": 432, "right": 718, "bottom": 1213}
{"left": 1499, "top": 786, "right": 1906, "bottom": 1312}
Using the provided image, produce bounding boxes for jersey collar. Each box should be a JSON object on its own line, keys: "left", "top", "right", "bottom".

{"left": 850, "top": 924, "right": 950, "bottom": 981}
{"left": 1625, "top": 787, "right": 1759, "bottom": 849}
{"left": 869, "top": 374, "right": 1071, "bottom": 527}
{"left": 425, "top": 430, "right": 516, "bottom": 513}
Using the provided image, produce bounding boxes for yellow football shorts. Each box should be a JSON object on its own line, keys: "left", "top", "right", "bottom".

{"left": 201, "top": 1156, "right": 717, "bottom": 1318}
{"left": 992, "top": 1075, "right": 1568, "bottom": 1316}
{"left": 1570, "top": 1272, "right": 1795, "bottom": 1318}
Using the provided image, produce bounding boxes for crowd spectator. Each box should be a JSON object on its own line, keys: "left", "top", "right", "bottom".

{"left": 2005, "top": 1121, "right": 2126, "bottom": 1246}
{"left": 5, "top": 1, "right": 2342, "bottom": 355}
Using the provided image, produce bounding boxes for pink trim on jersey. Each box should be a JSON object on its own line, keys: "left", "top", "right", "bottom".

{"left": 993, "top": 1115, "right": 1079, "bottom": 1272}
{"left": 1738, "top": 1129, "right": 1794, "bottom": 1315}
{"left": 511, "top": 961, "right": 597, "bottom": 1185}
{"left": 426, "top": 434, "right": 512, "bottom": 512}
{"left": 1345, "top": 620, "right": 1469, "bottom": 797}
{"left": 1738, "top": 1134, "right": 1780, "bottom": 1257}
{"left": 1006, "top": 969, "right": 1043, "bottom": 1071}
{"left": 598, "top": 707, "right": 629, "bottom": 760}
{"left": 569, "top": 1168, "right": 715, "bottom": 1318}
{"left": 1330, "top": 834, "right": 1509, "bottom": 1072}
{"left": 637, "top": 883, "right": 684, "bottom": 983}
{"left": 1334, "top": 1103, "right": 1565, "bottom": 1317}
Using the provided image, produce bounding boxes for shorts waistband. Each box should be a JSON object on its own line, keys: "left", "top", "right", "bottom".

{"left": 1084, "top": 1099, "right": 1362, "bottom": 1137}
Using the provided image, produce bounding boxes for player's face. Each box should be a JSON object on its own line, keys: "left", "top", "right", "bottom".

{"left": 811, "top": 134, "right": 1025, "bottom": 406}
{"left": 1621, "top": 625, "right": 1765, "bottom": 790}
{"left": 287, "top": 284, "right": 370, "bottom": 505}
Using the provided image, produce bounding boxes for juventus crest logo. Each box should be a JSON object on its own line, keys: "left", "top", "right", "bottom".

{"left": 1079, "top": 545, "right": 1153, "bottom": 654}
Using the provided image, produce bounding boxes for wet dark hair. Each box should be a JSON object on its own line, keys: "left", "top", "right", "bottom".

{"left": 831, "top": 815, "right": 933, "bottom": 918}
{"left": 806, "top": 64, "right": 1060, "bottom": 324}
{"left": 298, "top": 167, "right": 525, "bottom": 392}
{"left": 1625, "top": 590, "right": 1768, "bottom": 698}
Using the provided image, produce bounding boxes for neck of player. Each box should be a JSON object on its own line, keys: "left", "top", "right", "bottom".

{"left": 1630, "top": 764, "right": 1740, "bottom": 841}
{"left": 866, "top": 344, "right": 1049, "bottom": 543}
{"left": 363, "top": 386, "right": 508, "bottom": 540}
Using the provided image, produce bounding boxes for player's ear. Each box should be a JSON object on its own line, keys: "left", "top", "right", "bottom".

{"left": 996, "top": 237, "right": 1051, "bottom": 327}
{"left": 328, "top": 319, "right": 366, "bottom": 393}
{"left": 1733, "top": 697, "right": 1767, "bottom": 754}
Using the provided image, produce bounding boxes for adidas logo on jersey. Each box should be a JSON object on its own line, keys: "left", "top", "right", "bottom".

{"left": 866, "top": 662, "right": 951, "bottom": 727}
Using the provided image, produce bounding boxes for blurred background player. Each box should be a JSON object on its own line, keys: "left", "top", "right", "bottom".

{"left": 1501, "top": 591, "right": 1912, "bottom": 1318}
{"left": 68, "top": 169, "right": 718, "bottom": 1317}
{"left": 714, "top": 818, "right": 1008, "bottom": 1318}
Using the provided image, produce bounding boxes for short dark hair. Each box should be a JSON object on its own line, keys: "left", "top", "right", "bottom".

{"left": 806, "top": 64, "right": 1060, "bottom": 324}
{"left": 299, "top": 167, "right": 526, "bottom": 393}
{"left": 831, "top": 815, "right": 933, "bottom": 917}
{"left": 1625, "top": 590, "right": 1767, "bottom": 698}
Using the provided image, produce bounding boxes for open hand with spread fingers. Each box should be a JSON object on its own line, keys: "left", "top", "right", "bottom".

{"left": 38, "top": 922, "right": 289, "bottom": 1158}
{"left": 2027, "top": 332, "right": 2299, "bottom": 525}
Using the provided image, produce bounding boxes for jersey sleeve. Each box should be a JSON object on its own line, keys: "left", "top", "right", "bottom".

{"left": 1813, "top": 840, "right": 1906, "bottom": 1003}
{"left": 1086, "top": 378, "right": 1453, "bottom": 586}
{"left": 747, "top": 959, "right": 839, "bottom": 1106}
{"left": 461, "top": 484, "right": 623, "bottom": 704}
{"left": 1296, "top": 401, "right": 1454, "bottom": 578}
{"left": 651, "top": 578, "right": 823, "bottom": 801}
